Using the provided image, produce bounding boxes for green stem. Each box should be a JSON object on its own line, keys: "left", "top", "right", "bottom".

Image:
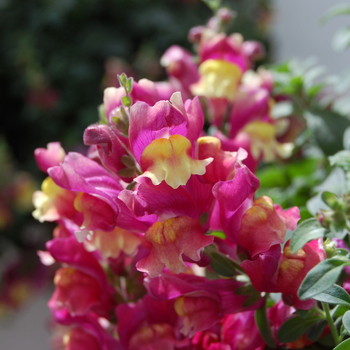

{"left": 322, "top": 302, "right": 339, "bottom": 345}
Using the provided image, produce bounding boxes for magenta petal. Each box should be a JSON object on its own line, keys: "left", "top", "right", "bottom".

{"left": 34, "top": 142, "right": 66, "bottom": 173}
{"left": 240, "top": 244, "right": 281, "bottom": 292}
{"left": 184, "top": 96, "right": 204, "bottom": 147}
{"left": 229, "top": 86, "right": 269, "bottom": 138}
{"left": 84, "top": 124, "right": 130, "bottom": 179}
{"left": 48, "top": 152, "right": 122, "bottom": 200}
{"left": 129, "top": 94, "right": 188, "bottom": 163}
{"left": 212, "top": 166, "right": 259, "bottom": 243}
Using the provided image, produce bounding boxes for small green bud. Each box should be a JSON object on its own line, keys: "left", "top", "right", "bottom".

{"left": 324, "top": 238, "right": 336, "bottom": 258}
{"left": 118, "top": 73, "right": 128, "bottom": 88}
{"left": 121, "top": 95, "right": 132, "bottom": 108}
{"left": 126, "top": 77, "right": 133, "bottom": 94}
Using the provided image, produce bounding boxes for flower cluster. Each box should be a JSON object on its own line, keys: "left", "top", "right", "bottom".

{"left": 32, "top": 11, "right": 328, "bottom": 350}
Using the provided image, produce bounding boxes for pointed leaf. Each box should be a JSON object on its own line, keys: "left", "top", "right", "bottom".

{"left": 277, "top": 315, "right": 323, "bottom": 343}
{"left": 298, "top": 259, "right": 348, "bottom": 300}
{"left": 305, "top": 319, "right": 328, "bottom": 341}
{"left": 255, "top": 305, "right": 277, "bottom": 348}
{"left": 333, "top": 338, "right": 350, "bottom": 350}
{"left": 290, "top": 218, "right": 326, "bottom": 253}
{"left": 343, "top": 311, "right": 350, "bottom": 333}
{"left": 313, "top": 284, "right": 350, "bottom": 307}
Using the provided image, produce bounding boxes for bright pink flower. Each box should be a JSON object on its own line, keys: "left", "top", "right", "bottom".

{"left": 161, "top": 45, "right": 199, "bottom": 97}
{"left": 34, "top": 142, "right": 66, "bottom": 173}
{"left": 228, "top": 86, "right": 270, "bottom": 139}
{"left": 277, "top": 239, "right": 326, "bottom": 310}
{"left": 52, "top": 309, "right": 121, "bottom": 350}
{"left": 136, "top": 216, "right": 213, "bottom": 277}
{"left": 237, "top": 196, "right": 300, "bottom": 258}
{"left": 191, "top": 331, "right": 231, "bottom": 350}
{"left": 240, "top": 244, "right": 281, "bottom": 293}
{"left": 145, "top": 273, "right": 263, "bottom": 336}
{"left": 212, "top": 166, "right": 260, "bottom": 244}
{"left": 116, "top": 295, "right": 187, "bottom": 350}
{"left": 84, "top": 124, "right": 131, "bottom": 182}
{"left": 221, "top": 311, "right": 265, "bottom": 350}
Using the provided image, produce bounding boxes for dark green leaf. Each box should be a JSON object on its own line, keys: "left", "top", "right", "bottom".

{"left": 206, "top": 246, "right": 243, "bottom": 277}
{"left": 243, "top": 290, "right": 261, "bottom": 307}
{"left": 305, "top": 110, "right": 350, "bottom": 156}
{"left": 255, "top": 305, "right": 277, "bottom": 348}
{"left": 305, "top": 319, "right": 328, "bottom": 341}
{"left": 290, "top": 218, "right": 326, "bottom": 254}
{"left": 118, "top": 167, "right": 135, "bottom": 178}
{"left": 333, "top": 338, "right": 350, "bottom": 350}
{"left": 235, "top": 284, "right": 255, "bottom": 295}
{"left": 298, "top": 259, "right": 348, "bottom": 300}
{"left": 343, "top": 311, "right": 350, "bottom": 333}
{"left": 277, "top": 316, "right": 323, "bottom": 343}
{"left": 296, "top": 308, "right": 310, "bottom": 319}
{"left": 313, "top": 284, "right": 350, "bottom": 307}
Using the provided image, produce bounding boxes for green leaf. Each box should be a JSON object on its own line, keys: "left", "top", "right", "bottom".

{"left": 333, "top": 27, "right": 350, "bottom": 53}
{"left": 118, "top": 73, "right": 127, "bottom": 87}
{"left": 121, "top": 95, "right": 132, "bottom": 108}
{"left": 126, "top": 77, "right": 133, "bottom": 94}
{"left": 305, "top": 109, "right": 350, "bottom": 156}
{"left": 298, "top": 259, "right": 348, "bottom": 300}
{"left": 277, "top": 315, "right": 323, "bottom": 343}
{"left": 290, "top": 218, "right": 326, "bottom": 254}
{"left": 243, "top": 290, "right": 261, "bottom": 307}
{"left": 321, "top": 4, "right": 350, "bottom": 23}
{"left": 206, "top": 230, "right": 226, "bottom": 239}
{"left": 296, "top": 308, "right": 310, "bottom": 319}
{"left": 313, "top": 284, "right": 350, "bottom": 307}
{"left": 333, "top": 338, "right": 350, "bottom": 350}
{"left": 202, "top": 0, "right": 221, "bottom": 11}
{"left": 270, "top": 101, "right": 293, "bottom": 119}
{"left": 343, "top": 311, "right": 350, "bottom": 333}
{"left": 206, "top": 245, "right": 243, "bottom": 277}
{"left": 305, "top": 319, "right": 328, "bottom": 341}
{"left": 255, "top": 304, "right": 277, "bottom": 348}
{"left": 329, "top": 150, "right": 350, "bottom": 171}
{"left": 343, "top": 127, "right": 350, "bottom": 150}
{"left": 235, "top": 284, "right": 255, "bottom": 295}
{"left": 321, "top": 191, "right": 340, "bottom": 209}
{"left": 332, "top": 304, "right": 349, "bottom": 319}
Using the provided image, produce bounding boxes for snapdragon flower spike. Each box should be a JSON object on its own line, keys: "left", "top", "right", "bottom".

{"left": 129, "top": 92, "right": 212, "bottom": 189}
